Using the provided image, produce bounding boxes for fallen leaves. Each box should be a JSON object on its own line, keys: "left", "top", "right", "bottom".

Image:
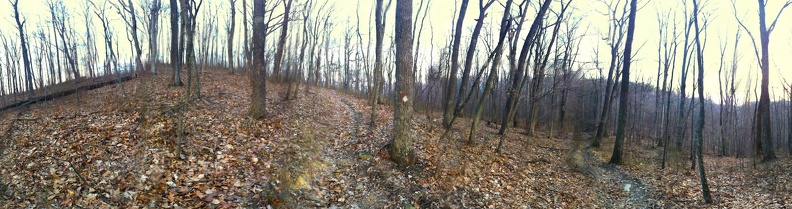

{"left": 1, "top": 68, "right": 788, "bottom": 208}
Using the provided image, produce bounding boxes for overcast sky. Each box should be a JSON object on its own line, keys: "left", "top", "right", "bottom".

{"left": 1, "top": 0, "right": 791, "bottom": 102}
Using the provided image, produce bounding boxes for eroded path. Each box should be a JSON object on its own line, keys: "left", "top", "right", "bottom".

{"left": 573, "top": 140, "right": 666, "bottom": 208}
{"left": 283, "top": 89, "right": 396, "bottom": 208}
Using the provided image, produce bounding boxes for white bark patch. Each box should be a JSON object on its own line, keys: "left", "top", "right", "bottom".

{"left": 402, "top": 96, "right": 409, "bottom": 103}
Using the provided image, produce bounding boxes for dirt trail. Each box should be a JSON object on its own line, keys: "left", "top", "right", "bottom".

{"left": 284, "top": 90, "right": 390, "bottom": 208}
{"left": 571, "top": 139, "right": 663, "bottom": 208}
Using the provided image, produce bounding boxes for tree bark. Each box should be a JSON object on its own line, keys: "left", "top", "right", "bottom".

{"left": 391, "top": 0, "right": 416, "bottom": 168}
{"left": 498, "top": 0, "right": 552, "bottom": 135}
{"left": 170, "top": 0, "right": 183, "bottom": 86}
{"left": 527, "top": 2, "right": 568, "bottom": 136}
{"left": 609, "top": 0, "right": 637, "bottom": 165}
{"left": 370, "top": 0, "right": 386, "bottom": 127}
{"left": 249, "top": 0, "right": 267, "bottom": 119}
{"left": 243, "top": 0, "right": 251, "bottom": 71}
{"left": 272, "top": 0, "right": 292, "bottom": 81}
{"left": 755, "top": 0, "right": 784, "bottom": 162}
{"left": 593, "top": 0, "right": 629, "bottom": 147}
{"left": 149, "top": 0, "right": 162, "bottom": 75}
{"left": 455, "top": 0, "right": 493, "bottom": 119}
{"left": 227, "top": 0, "right": 236, "bottom": 73}
{"left": 117, "top": 0, "right": 144, "bottom": 73}
{"left": 474, "top": 0, "right": 511, "bottom": 150}
{"left": 12, "top": 0, "right": 35, "bottom": 97}
{"left": 442, "top": 0, "right": 470, "bottom": 128}
{"left": 691, "top": 0, "right": 713, "bottom": 202}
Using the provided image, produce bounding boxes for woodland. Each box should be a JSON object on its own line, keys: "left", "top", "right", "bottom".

{"left": 0, "top": 0, "right": 790, "bottom": 208}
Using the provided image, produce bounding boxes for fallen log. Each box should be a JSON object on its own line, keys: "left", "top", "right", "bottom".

{"left": 0, "top": 75, "right": 133, "bottom": 112}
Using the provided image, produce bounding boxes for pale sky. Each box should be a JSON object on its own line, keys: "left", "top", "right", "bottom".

{"left": 1, "top": 0, "right": 791, "bottom": 102}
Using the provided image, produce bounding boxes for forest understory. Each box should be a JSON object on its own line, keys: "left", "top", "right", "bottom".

{"left": 0, "top": 68, "right": 790, "bottom": 208}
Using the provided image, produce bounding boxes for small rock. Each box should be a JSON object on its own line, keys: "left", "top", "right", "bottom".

{"left": 358, "top": 153, "right": 373, "bottom": 160}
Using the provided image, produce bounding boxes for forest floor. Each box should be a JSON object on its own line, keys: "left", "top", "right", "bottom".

{"left": 0, "top": 68, "right": 790, "bottom": 208}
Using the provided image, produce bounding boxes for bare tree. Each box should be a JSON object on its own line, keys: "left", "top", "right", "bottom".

{"left": 370, "top": 0, "right": 389, "bottom": 127}
{"left": 227, "top": 0, "right": 237, "bottom": 73}
{"left": 691, "top": 0, "right": 713, "bottom": 203}
{"left": 470, "top": 0, "right": 512, "bottom": 150}
{"left": 675, "top": 0, "right": 696, "bottom": 149}
{"left": 243, "top": 0, "right": 251, "bottom": 71}
{"left": 455, "top": 0, "right": 493, "bottom": 118}
{"left": 660, "top": 9, "right": 680, "bottom": 169}
{"left": 498, "top": 0, "right": 553, "bottom": 136}
{"left": 391, "top": 0, "right": 415, "bottom": 167}
{"left": 609, "top": 0, "right": 637, "bottom": 165}
{"left": 91, "top": 0, "right": 125, "bottom": 96}
{"left": 273, "top": 0, "right": 293, "bottom": 81}
{"left": 146, "top": 0, "right": 163, "bottom": 75}
{"left": 442, "top": 0, "right": 470, "bottom": 128}
{"left": 182, "top": 0, "right": 203, "bottom": 99}
{"left": 170, "top": 0, "right": 183, "bottom": 86}
{"left": 592, "top": 0, "right": 630, "bottom": 147}
{"left": 113, "top": 0, "right": 145, "bottom": 73}
{"left": 734, "top": 0, "right": 791, "bottom": 162}
{"left": 439, "top": 0, "right": 494, "bottom": 140}
{"left": 527, "top": 0, "right": 571, "bottom": 136}
{"left": 250, "top": 0, "right": 267, "bottom": 119}
{"left": 11, "top": 0, "right": 35, "bottom": 97}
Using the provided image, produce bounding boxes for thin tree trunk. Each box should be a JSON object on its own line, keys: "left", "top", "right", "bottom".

{"left": 609, "top": 0, "right": 637, "bottom": 165}
{"left": 12, "top": 0, "right": 35, "bottom": 97}
{"left": 528, "top": 2, "right": 568, "bottom": 136}
{"left": 370, "top": 0, "right": 386, "bottom": 127}
{"left": 593, "top": 1, "right": 629, "bottom": 147}
{"left": 498, "top": 0, "right": 552, "bottom": 135}
{"left": 442, "top": 0, "right": 470, "bottom": 128}
{"left": 272, "top": 0, "right": 292, "bottom": 81}
{"left": 691, "top": 0, "right": 713, "bottom": 202}
{"left": 149, "top": 0, "right": 162, "bottom": 75}
{"left": 228, "top": 0, "right": 236, "bottom": 73}
{"left": 469, "top": 0, "right": 510, "bottom": 148}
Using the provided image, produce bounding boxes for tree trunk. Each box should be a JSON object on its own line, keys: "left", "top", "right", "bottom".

{"left": 528, "top": 3, "right": 567, "bottom": 136}
{"left": 249, "top": 0, "right": 267, "bottom": 119}
{"left": 476, "top": 0, "right": 511, "bottom": 150}
{"left": 498, "top": 0, "right": 552, "bottom": 135}
{"left": 228, "top": 0, "right": 236, "bottom": 73}
{"left": 455, "top": 0, "right": 493, "bottom": 119}
{"left": 391, "top": 0, "right": 415, "bottom": 168}
{"left": 170, "top": 0, "right": 183, "bottom": 86}
{"left": 593, "top": 1, "right": 629, "bottom": 147}
{"left": 273, "top": 0, "right": 292, "bottom": 81}
{"left": 119, "top": 0, "right": 145, "bottom": 73}
{"left": 691, "top": 0, "right": 713, "bottom": 202}
{"left": 12, "top": 0, "right": 35, "bottom": 97}
{"left": 609, "top": 0, "right": 637, "bottom": 165}
{"left": 442, "top": 0, "right": 469, "bottom": 128}
{"left": 756, "top": 0, "right": 778, "bottom": 162}
{"left": 788, "top": 85, "right": 791, "bottom": 155}
{"left": 370, "top": 0, "right": 386, "bottom": 127}
{"left": 149, "top": 0, "right": 162, "bottom": 75}
{"left": 243, "top": 0, "right": 251, "bottom": 71}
